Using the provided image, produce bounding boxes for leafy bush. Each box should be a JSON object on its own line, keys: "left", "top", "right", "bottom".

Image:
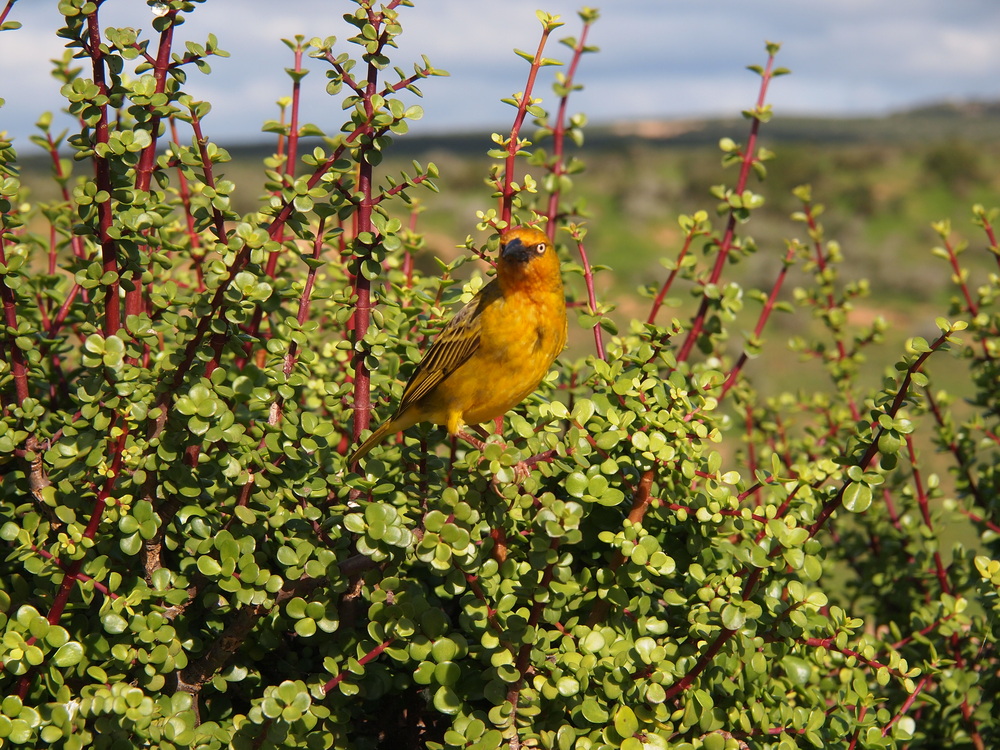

{"left": 1, "top": 2, "right": 998, "bottom": 749}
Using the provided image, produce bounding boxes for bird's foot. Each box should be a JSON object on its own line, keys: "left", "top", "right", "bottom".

{"left": 488, "top": 450, "right": 552, "bottom": 506}
{"left": 455, "top": 429, "right": 558, "bottom": 498}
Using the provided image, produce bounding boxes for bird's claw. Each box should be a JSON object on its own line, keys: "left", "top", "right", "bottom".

{"left": 488, "top": 457, "right": 536, "bottom": 508}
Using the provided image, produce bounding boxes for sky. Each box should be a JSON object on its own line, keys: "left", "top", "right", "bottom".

{"left": 3, "top": 0, "right": 1000, "bottom": 147}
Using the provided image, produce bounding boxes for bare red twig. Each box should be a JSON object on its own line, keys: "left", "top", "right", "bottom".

{"left": 168, "top": 118, "right": 205, "bottom": 291}
{"left": 0, "top": 234, "right": 29, "bottom": 406}
{"left": 323, "top": 637, "right": 396, "bottom": 694}
{"left": 647, "top": 216, "right": 707, "bottom": 325}
{"left": 676, "top": 50, "right": 779, "bottom": 362}
{"left": 881, "top": 675, "right": 932, "bottom": 738}
{"left": 496, "top": 18, "right": 561, "bottom": 227}
{"left": 0, "top": 0, "right": 16, "bottom": 25}
{"left": 905, "top": 434, "right": 952, "bottom": 594}
{"left": 719, "top": 243, "right": 797, "bottom": 399}
{"left": 796, "top": 198, "right": 863, "bottom": 421}
{"left": 568, "top": 226, "right": 606, "bottom": 360}
{"left": 543, "top": 13, "right": 596, "bottom": 234}
{"left": 84, "top": 7, "right": 121, "bottom": 338}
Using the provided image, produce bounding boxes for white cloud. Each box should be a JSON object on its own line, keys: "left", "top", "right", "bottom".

{"left": 926, "top": 27, "right": 1000, "bottom": 73}
{"left": 3, "top": 0, "right": 1000, "bottom": 142}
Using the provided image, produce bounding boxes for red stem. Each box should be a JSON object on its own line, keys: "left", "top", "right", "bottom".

{"left": 799, "top": 200, "right": 862, "bottom": 421}
{"left": 881, "top": 675, "right": 932, "bottom": 737}
{"left": 923, "top": 387, "right": 987, "bottom": 511}
{"left": 134, "top": 14, "right": 175, "bottom": 192}
{"left": 847, "top": 705, "right": 866, "bottom": 750}
{"left": 905, "top": 434, "right": 952, "bottom": 594}
{"left": 16, "top": 422, "right": 129, "bottom": 697}
{"left": 272, "top": 217, "right": 327, "bottom": 423}
{"left": 676, "top": 51, "right": 778, "bottom": 362}
{"left": 188, "top": 114, "right": 229, "bottom": 246}
{"left": 647, "top": 225, "right": 702, "bottom": 325}
{"left": 571, "top": 231, "right": 605, "bottom": 360}
{"left": 350, "top": 168, "right": 375, "bottom": 447}
{"left": 160, "top": 105, "right": 363, "bottom": 396}
{"left": 28, "top": 546, "right": 119, "bottom": 600}
{"left": 662, "top": 624, "right": 734, "bottom": 701}
{"left": 163, "top": 127, "right": 363, "bottom": 399}
{"left": 323, "top": 637, "right": 395, "bottom": 694}
{"left": 719, "top": 243, "right": 797, "bottom": 399}
{"left": 798, "top": 636, "right": 909, "bottom": 677}
{"left": 43, "top": 131, "right": 87, "bottom": 260}
{"left": 0, "top": 236, "right": 29, "bottom": 405}
{"left": 499, "top": 26, "right": 556, "bottom": 226}
{"left": 85, "top": 7, "right": 121, "bottom": 337}
{"left": 973, "top": 205, "right": 1000, "bottom": 272}
{"left": 957, "top": 507, "right": 1000, "bottom": 534}
{"left": 263, "top": 41, "right": 304, "bottom": 279}
{"left": 544, "top": 19, "right": 593, "bottom": 234}
{"left": 744, "top": 406, "right": 761, "bottom": 506}
{"left": 241, "top": 42, "right": 308, "bottom": 364}
{"left": 505, "top": 538, "right": 561, "bottom": 722}
{"left": 127, "top": 10, "right": 176, "bottom": 324}
{"left": 168, "top": 118, "right": 205, "bottom": 291}
{"left": 349, "top": 6, "right": 395, "bottom": 449}
{"left": 939, "top": 232, "right": 979, "bottom": 316}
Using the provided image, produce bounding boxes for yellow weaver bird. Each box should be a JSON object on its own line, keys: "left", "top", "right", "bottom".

{"left": 349, "top": 225, "right": 567, "bottom": 464}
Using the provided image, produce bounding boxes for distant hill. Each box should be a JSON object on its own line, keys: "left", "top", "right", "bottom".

{"left": 266, "top": 98, "right": 1000, "bottom": 160}
{"left": 596, "top": 108, "right": 1000, "bottom": 148}
{"left": 16, "top": 98, "right": 1000, "bottom": 171}
{"left": 556, "top": 98, "right": 1000, "bottom": 150}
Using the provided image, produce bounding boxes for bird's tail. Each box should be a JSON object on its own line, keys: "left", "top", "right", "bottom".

{"left": 348, "top": 419, "right": 398, "bottom": 465}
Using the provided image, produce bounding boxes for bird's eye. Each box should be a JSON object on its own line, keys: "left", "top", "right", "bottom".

{"left": 535, "top": 243, "right": 546, "bottom": 254}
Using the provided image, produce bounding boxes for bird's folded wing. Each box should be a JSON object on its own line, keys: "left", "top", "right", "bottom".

{"left": 396, "top": 283, "right": 494, "bottom": 410}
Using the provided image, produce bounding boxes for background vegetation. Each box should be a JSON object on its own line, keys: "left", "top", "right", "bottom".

{"left": 1, "top": 1, "right": 999, "bottom": 749}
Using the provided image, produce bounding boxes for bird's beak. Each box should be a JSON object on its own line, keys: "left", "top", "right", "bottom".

{"left": 500, "top": 237, "right": 531, "bottom": 264}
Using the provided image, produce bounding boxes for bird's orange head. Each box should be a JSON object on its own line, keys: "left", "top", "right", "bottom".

{"left": 496, "top": 226, "right": 563, "bottom": 296}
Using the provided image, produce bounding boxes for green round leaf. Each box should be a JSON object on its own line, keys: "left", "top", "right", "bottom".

{"left": 842, "top": 481, "right": 873, "bottom": 513}
{"left": 51, "top": 641, "right": 84, "bottom": 668}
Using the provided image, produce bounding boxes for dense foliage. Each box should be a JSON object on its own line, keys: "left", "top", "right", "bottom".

{"left": 0, "top": 2, "right": 997, "bottom": 749}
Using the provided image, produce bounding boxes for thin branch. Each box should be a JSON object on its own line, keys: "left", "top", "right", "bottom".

{"left": 568, "top": 225, "right": 605, "bottom": 360}
{"left": 497, "top": 19, "right": 560, "bottom": 226}
{"left": 676, "top": 49, "right": 779, "bottom": 362}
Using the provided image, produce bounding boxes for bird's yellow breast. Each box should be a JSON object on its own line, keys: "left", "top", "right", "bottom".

{"left": 415, "top": 284, "right": 567, "bottom": 433}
